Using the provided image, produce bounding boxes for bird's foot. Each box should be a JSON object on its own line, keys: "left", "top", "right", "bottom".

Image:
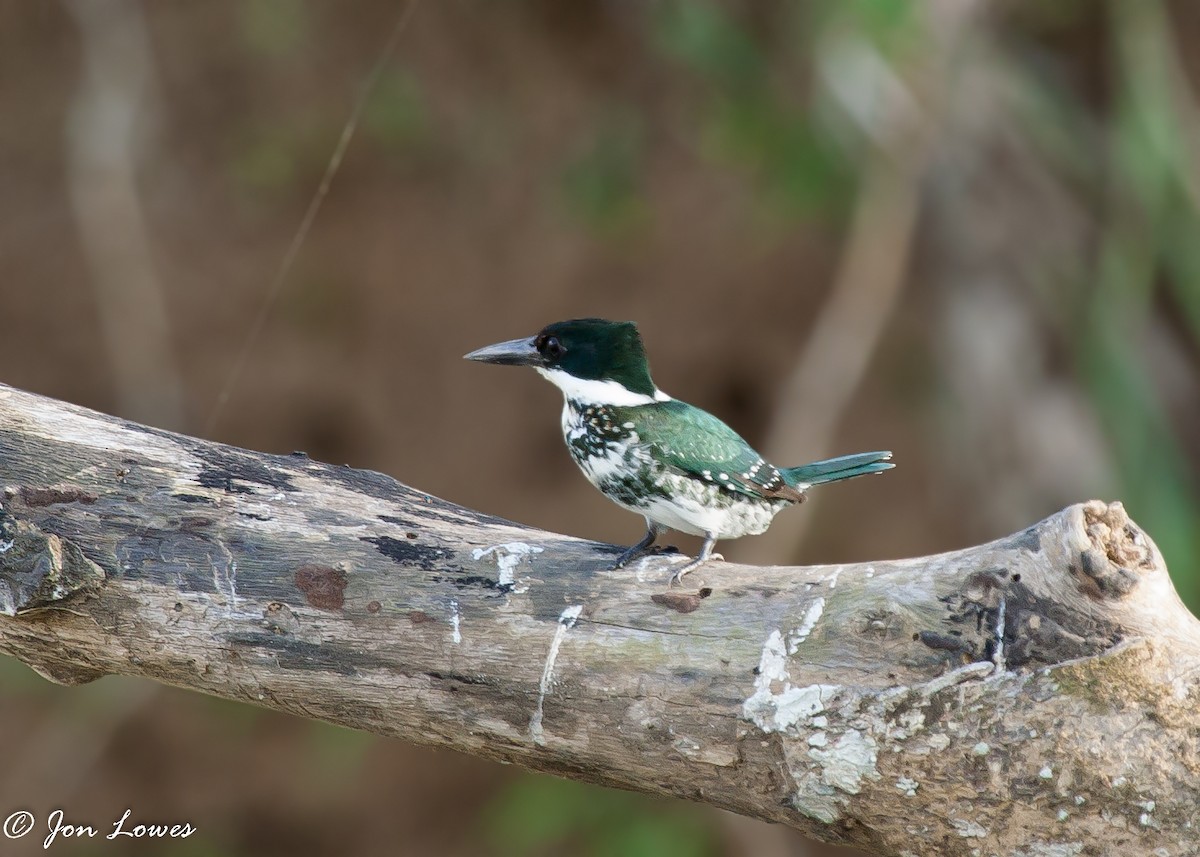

{"left": 613, "top": 543, "right": 679, "bottom": 570}
{"left": 668, "top": 552, "right": 722, "bottom": 587}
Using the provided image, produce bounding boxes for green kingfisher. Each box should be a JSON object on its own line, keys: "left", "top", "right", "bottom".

{"left": 465, "top": 319, "right": 894, "bottom": 584}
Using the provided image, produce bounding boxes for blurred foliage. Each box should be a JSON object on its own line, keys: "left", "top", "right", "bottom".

{"left": 654, "top": 2, "right": 856, "bottom": 220}
{"left": 198, "top": 685, "right": 266, "bottom": 738}
{"left": 237, "top": 0, "right": 310, "bottom": 59}
{"left": 990, "top": 1, "right": 1200, "bottom": 610}
{"left": 228, "top": 115, "right": 353, "bottom": 203}
{"left": 478, "top": 773, "right": 717, "bottom": 857}
{"left": 229, "top": 125, "right": 302, "bottom": 194}
{"left": 364, "top": 68, "right": 432, "bottom": 153}
{"left": 560, "top": 113, "right": 648, "bottom": 238}
{"left": 303, "top": 719, "right": 375, "bottom": 788}
{"left": 831, "top": 0, "right": 919, "bottom": 53}
{"left": 0, "top": 644, "right": 58, "bottom": 696}
{"left": 1078, "top": 0, "right": 1200, "bottom": 607}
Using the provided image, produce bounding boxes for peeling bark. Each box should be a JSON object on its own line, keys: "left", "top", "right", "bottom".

{"left": 0, "top": 382, "right": 1197, "bottom": 856}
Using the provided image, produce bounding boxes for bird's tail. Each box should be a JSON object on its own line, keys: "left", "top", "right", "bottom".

{"left": 783, "top": 451, "right": 894, "bottom": 488}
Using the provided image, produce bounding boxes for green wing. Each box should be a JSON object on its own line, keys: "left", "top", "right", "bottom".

{"left": 612, "top": 400, "right": 800, "bottom": 501}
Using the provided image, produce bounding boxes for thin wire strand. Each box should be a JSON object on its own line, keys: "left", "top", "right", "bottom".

{"left": 204, "top": 0, "right": 423, "bottom": 437}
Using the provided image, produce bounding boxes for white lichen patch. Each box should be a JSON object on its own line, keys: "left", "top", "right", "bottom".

{"left": 787, "top": 597, "right": 826, "bottom": 653}
{"left": 1170, "top": 674, "right": 1189, "bottom": 700}
{"left": 774, "top": 685, "right": 840, "bottom": 731}
{"left": 808, "top": 730, "right": 880, "bottom": 794}
{"left": 450, "top": 599, "right": 462, "bottom": 645}
{"left": 472, "top": 542, "right": 543, "bottom": 593}
{"left": 744, "top": 630, "right": 876, "bottom": 824}
{"left": 787, "top": 771, "right": 841, "bottom": 825}
{"left": 951, "top": 818, "right": 988, "bottom": 838}
{"left": 743, "top": 629, "right": 842, "bottom": 732}
{"left": 1039, "top": 765, "right": 1054, "bottom": 779}
{"left": 910, "top": 732, "right": 950, "bottom": 755}
{"left": 895, "top": 776, "right": 919, "bottom": 797}
{"left": 972, "top": 742, "right": 990, "bottom": 755}
{"left": 896, "top": 708, "right": 925, "bottom": 733}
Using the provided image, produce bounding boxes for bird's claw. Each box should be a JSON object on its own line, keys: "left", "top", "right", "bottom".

{"left": 613, "top": 543, "right": 678, "bottom": 569}
{"left": 668, "top": 552, "right": 721, "bottom": 587}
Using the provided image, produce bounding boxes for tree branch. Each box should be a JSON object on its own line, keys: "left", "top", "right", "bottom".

{"left": 1, "top": 382, "right": 1197, "bottom": 856}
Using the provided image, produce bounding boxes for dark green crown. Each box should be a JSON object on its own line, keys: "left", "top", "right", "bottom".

{"left": 535, "top": 319, "right": 656, "bottom": 395}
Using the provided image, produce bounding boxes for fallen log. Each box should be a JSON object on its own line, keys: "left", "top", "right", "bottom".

{"left": 0, "top": 382, "right": 1196, "bottom": 856}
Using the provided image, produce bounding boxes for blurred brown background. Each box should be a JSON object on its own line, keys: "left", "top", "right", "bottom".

{"left": 2, "top": 1, "right": 1198, "bottom": 855}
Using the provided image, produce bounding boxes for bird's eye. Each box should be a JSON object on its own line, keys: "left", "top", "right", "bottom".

{"left": 537, "top": 335, "right": 565, "bottom": 359}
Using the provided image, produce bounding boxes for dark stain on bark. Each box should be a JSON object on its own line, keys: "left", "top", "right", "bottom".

{"left": 941, "top": 566, "right": 1124, "bottom": 669}
{"left": 197, "top": 470, "right": 252, "bottom": 494}
{"left": 19, "top": 485, "right": 98, "bottom": 506}
{"left": 196, "top": 448, "right": 297, "bottom": 495}
{"left": 322, "top": 464, "right": 416, "bottom": 502}
{"left": 323, "top": 462, "right": 516, "bottom": 525}
{"left": 425, "top": 670, "right": 491, "bottom": 686}
{"left": 294, "top": 564, "right": 347, "bottom": 611}
{"left": 1009, "top": 526, "right": 1042, "bottom": 553}
{"left": 225, "top": 632, "right": 375, "bottom": 676}
{"left": 362, "top": 535, "right": 449, "bottom": 570}
{"left": 651, "top": 592, "right": 704, "bottom": 613}
{"left": 917, "top": 630, "right": 975, "bottom": 657}
{"left": 431, "top": 573, "right": 501, "bottom": 591}
{"left": 173, "top": 493, "right": 214, "bottom": 504}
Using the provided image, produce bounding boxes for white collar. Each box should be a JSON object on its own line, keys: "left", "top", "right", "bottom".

{"left": 535, "top": 368, "right": 671, "bottom": 406}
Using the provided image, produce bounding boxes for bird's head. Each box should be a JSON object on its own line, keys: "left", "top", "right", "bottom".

{"left": 465, "top": 318, "right": 665, "bottom": 405}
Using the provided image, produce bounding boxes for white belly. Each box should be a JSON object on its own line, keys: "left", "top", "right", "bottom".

{"left": 612, "top": 472, "right": 785, "bottom": 539}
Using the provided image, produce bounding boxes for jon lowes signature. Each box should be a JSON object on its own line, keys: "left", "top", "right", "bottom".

{"left": 4, "top": 809, "right": 196, "bottom": 849}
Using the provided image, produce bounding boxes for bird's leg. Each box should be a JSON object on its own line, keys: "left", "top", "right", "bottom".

{"left": 671, "top": 533, "right": 720, "bottom": 586}
{"left": 614, "top": 522, "right": 664, "bottom": 569}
